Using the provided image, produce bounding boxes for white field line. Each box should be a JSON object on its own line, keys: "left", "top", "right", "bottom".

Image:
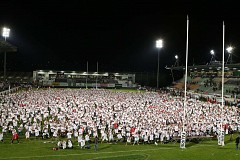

{"left": 86, "top": 153, "right": 150, "bottom": 160}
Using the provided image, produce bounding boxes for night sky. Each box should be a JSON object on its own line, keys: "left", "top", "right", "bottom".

{"left": 1, "top": 0, "right": 240, "bottom": 75}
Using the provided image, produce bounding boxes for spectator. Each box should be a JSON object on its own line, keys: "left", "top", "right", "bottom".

{"left": 236, "top": 135, "right": 240, "bottom": 150}
{"left": 11, "top": 131, "right": 19, "bottom": 144}
{"left": 94, "top": 136, "right": 98, "bottom": 151}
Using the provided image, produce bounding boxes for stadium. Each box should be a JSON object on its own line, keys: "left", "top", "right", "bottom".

{"left": 1, "top": 41, "right": 240, "bottom": 160}
{"left": 1, "top": 1, "right": 240, "bottom": 160}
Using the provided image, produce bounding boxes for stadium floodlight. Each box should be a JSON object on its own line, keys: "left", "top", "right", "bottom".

{"left": 2, "top": 27, "right": 10, "bottom": 38}
{"left": 2, "top": 27, "right": 10, "bottom": 82}
{"left": 155, "top": 39, "right": 163, "bottom": 89}
{"left": 226, "top": 46, "right": 233, "bottom": 53}
{"left": 175, "top": 55, "right": 178, "bottom": 59}
{"left": 210, "top": 50, "right": 215, "bottom": 64}
{"left": 174, "top": 55, "right": 179, "bottom": 67}
{"left": 210, "top": 50, "right": 214, "bottom": 55}
{"left": 156, "top": 39, "right": 163, "bottom": 48}
{"left": 226, "top": 46, "right": 233, "bottom": 64}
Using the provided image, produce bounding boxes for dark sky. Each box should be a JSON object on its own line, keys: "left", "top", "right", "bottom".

{"left": 1, "top": 0, "right": 240, "bottom": 74}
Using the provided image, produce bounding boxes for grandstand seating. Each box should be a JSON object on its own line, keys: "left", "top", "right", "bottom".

{"left": 173, "top": 76, "right": 240, "bottom": 97}
{"left": 0, "top": 71, "right": 33, "bottom": 83}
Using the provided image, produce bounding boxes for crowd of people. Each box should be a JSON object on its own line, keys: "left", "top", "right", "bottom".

{"left": 0, "top": 88, "right": 240, "bottom": 148}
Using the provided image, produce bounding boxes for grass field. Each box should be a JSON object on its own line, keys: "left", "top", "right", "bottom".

{"left": 0, "top": 133, "right": 239, "bottom": 160}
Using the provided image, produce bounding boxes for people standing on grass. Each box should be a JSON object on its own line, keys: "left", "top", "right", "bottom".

{"left": 0, "top": 88, "right": 239, "bottom": 147}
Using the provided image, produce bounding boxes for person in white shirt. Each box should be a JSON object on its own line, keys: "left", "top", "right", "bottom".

{"left": 0, "top": 132, "right": 3, "bottom": 142}
{"left": 101, "top": 132, "right": 108, "bottom": 143}
{"left": 62, "top": 140, "right": 67, "bottom": 149}
{"left": 117, "top": 133, "right": 122, "bottom": 143}
{"left": 52, "top": 130, "right": 58, "bottom": 140}
{"left": 57, "top": 140, "right": 62, "bottom": 149}
{"left": 42, "top": 128, "right": 49, "bottom": 139}
{"left": 74, "top": 130, "right": 78, "bottom": 139}
{"left": 125, "top": 133, "right": 131, "bottom": 146}
{"left": 133, "top": 134, "right": 139, "bottom": 145}
{"left": 108, "top": 131, "right": 114, "bottom": 143}
{"left": 149, "top": 133, "right": 154, "bottom": 144}
{"left": 35, "top": 128, "right": 39, "bottom": 139}
{"left": 25, "top": 130, "right": 30, "bottom": 140}
{"left": 154, "top": 130, "right": 159, "bottom": 143}
{"left": 84, "top": 134, "right": 89, "bottom": 144}
{"left": 143, "top": 134, "right": 149, "bottom": 145}
{"left": 77, "top": 135, "right": 82, "bottom": 146}
{"left": 81, "top": 138, "right": 86, "bottom": 149}
{"left": 67, "top": 131, "right": 72, "bottom": 140}
{"left": 67, "top": 139, "right": 73, "bottom": 149}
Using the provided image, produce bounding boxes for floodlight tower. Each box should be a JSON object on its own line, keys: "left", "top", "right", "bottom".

{"left": 170, "top": 55, "right": 179, "bottom": 84}
{"left": 210, "top": 50, "right": 215, "bottom": 64}
{"left": 226, "top": 46, "right": 233, "bottom": 64}
{"left": 156, "top": 39, "right": 163, "bottom": 89}
{"left": 175, "top": 55, "right": 179, "bottom": 67}
{"left": 2, "top": 27, "right": 10, "bottom": 82}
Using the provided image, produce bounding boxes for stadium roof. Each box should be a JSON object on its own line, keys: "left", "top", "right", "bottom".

{"left": 0, "top": 40, "right": 17, "bottom": 53}
{"left": 166, "top": 63, "right": 240, "bottom": 71}
{"left": 35, "top": 70, "right": 135, "bottom": 76}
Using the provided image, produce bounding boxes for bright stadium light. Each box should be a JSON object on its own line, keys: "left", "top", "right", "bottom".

{"left": 2, "top": 27, "right": 10, "bottom": 38}
{"left": 174, "top": 55, "right": 179, "bottom": 67}
{"left": 226, "top": 46, "right": 234, "bottom": 64}
{"left": 2, "top": 27, "right": 10, "bottom": 82}
{"left": 210, "top": 50, "right": 215, "bottom": 64}
{"left": 155, "top": 39, "right": 163, "bottom": 89}
{"left": 210, "top": 50, "right": 214, "bottom": 55}
{"left": 156, "top": 39, "right": 163, "bottom": 48}
{"left": 226, "top": 46, "right": 233, "bottom": 53}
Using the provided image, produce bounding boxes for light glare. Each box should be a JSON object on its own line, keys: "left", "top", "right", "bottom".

{"left": 156, "top": 39, "right": 163, "bottom": 48}
{"left": 2, "top": 27, "right": 10, "bottom": 37}
{"left": 210, "top": 50, "right": 214, "bottom": 55}
{"left": 226, "top": 46, "right": 233, "bottom": 53}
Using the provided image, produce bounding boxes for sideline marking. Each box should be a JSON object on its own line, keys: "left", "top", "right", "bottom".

{"left": 86, "top": 153, "right": 150, "bottom": 160}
